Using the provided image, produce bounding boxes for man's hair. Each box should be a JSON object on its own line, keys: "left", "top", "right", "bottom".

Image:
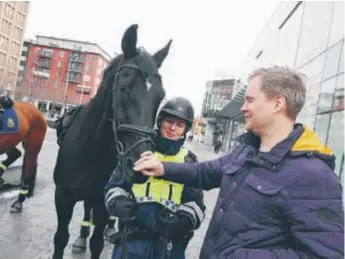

{"left": 248, "top": 66, "right": 307, "bottom": 118}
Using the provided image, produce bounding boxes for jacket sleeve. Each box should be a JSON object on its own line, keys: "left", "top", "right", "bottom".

{"left": 162, "top": 146, "right": 244, "bottom": 190}
{"left": 104, "top": 167, "right": 130, "bottom": 216}
{"left": 178, "top": 150, "right": 206, "bottom": 229}
{"left": 227, "top": 163, "right": 344, "bottom": 259}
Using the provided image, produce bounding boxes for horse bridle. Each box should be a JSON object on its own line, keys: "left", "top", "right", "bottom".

{"left": 111, "top": 63, "right": 156, "bottom": 159}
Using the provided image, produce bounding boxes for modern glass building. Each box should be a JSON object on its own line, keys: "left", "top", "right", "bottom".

{"left": 218, "top": 1, "right": 344, "bottom": 183}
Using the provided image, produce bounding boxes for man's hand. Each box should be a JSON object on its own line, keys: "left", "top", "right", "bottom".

{"left": 132, "top": 151, "right": 164, "bottom": 177}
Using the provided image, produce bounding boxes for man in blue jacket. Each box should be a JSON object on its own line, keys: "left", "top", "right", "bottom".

{"left": 105, "top": 97, "right": 206, "bottom": 258}
{"left": 133, "top": 66, "right": 344, "bottom": 259}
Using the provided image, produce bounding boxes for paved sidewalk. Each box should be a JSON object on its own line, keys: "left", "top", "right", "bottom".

{"left": 0, "top": 131, "right": 225, "bottom": 258}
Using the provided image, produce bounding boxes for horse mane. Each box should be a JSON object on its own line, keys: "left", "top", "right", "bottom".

{"left": 77, "top": 55, "right": 123, "bottom": 158}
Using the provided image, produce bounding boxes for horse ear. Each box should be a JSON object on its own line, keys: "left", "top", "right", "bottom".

{"left": 121, "top": 24, "right": 138, "bottom": 59}
{"left": 153, "top": 40, "right": 172, "bottom": 68}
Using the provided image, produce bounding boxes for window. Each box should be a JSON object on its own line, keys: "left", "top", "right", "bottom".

{"left": 317, "top": 77, "right": 336, "bottom": 113}
{"left": 339, "top": 41, "right": 344, "bottom": 74}
{"left": 322, "top": 41, "right": 342, "bottom": 80}
{"left": 327, "top": 110, "right": 344, "bottom": 177}
{"left": 332, "top": 74, "right": 344, "bottom": 111}
{"left": 83, "top": 75, "right": 90, "bottom": 82}
{"left": 56, "top": 70, "right": 61, "bottom": 77}
{"left": 54, "top": 82, "right": 59, "bottom": 88}
{"left": 57, "top": 61, "right": 62, "bottom": 68}
{"left": 314, "top": 113, "right": 331, "bottom": 144}
{"left": 42, "top": 79, "right": 48, "bottom": 86}
{"left": 295, "top": 2, "right": 334, "bottom": 67}
{"left": 59, "top": 51, "right": 64, "bottom": 58}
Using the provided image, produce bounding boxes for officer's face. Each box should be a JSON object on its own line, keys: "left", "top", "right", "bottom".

{"left": 160, "top": 116, "right": 187, "bottom": 140}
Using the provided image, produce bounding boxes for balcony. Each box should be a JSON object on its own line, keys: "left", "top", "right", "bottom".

{"left": 67, "top": 76, "right": 82, "bottom": 84}
{"left": 70, "top": 52, "right": 84, "bottom": 63}
{"left": 33, "top": 70, "right": 50, "bottom": 78}
{"left": 76, "top": 84, "right": 91, "bottom": 95}
{"left": 38, "top": 59, "right": 52, "bottom": 69}
{"left": 38, "top": 49, "right": 53, "bottom": 59}
{"left": 69, "top": 67, "right": 83, "bottom": 73}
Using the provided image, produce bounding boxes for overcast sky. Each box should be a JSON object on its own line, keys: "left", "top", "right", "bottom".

{"left": 25, "top": 0, "right": 279, "bottom": 115}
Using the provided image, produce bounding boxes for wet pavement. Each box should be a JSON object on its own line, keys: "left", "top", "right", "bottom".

{"left": 0, "top": 129, "right": 225, "bottom": 259}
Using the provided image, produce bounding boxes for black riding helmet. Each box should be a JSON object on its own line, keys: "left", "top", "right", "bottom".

{"left": 157, "top": 97, "right": 194, "bottom": 132}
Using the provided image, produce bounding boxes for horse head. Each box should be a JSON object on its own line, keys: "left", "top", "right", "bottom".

{"left": 78, "top": 25, "right": 171, "bottom": 185}
{"left": 112, "top": 24, "right": 171, "bottom": 184}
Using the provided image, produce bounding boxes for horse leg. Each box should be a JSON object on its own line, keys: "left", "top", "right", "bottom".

{"left": 10, "top": 149, "right": 39, "bottom": 213}
{"left": 104, "top": 215, "right": 117, "bottom": 241}
{"left": 0, "top": 147, "right": 21, "bottom": 187}
{"left": 10, "top": 125, "right": 45, "bottom": 213}
{"left": 72, "top": 200, "right": 93, "bottom": 253}
{"left": 89, "top": 203, "right": 108, "bottom": 259}
{"left": 53, "top": 185, "right": 76, "bottom": 259}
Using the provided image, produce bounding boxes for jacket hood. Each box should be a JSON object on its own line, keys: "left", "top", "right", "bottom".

{"left": 291, "top": 125, "right": 335, "bottom": 170}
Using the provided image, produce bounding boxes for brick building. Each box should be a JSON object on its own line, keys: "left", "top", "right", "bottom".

{"left": 0, "top": 1, "right": 30, "bottom": 95}
{"left": 15, "top": 35, "right": 112, "bottom": 117}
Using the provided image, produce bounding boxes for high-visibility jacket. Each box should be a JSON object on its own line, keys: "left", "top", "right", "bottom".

{"left": 132, "top": 148, "right": 188, "bottom": 212}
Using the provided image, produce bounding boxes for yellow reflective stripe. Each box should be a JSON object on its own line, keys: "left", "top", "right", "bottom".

{"left": 132, "top": 149, "right": 187, "bottom": 205}
{"left": 0, "top": 162, "right": 7, "bottom": 171}
{"left": 80, "top": 221, "right": 92, "bottom": 227}
{"left": 19, "top": 189, "right": 28, "bottom": 195}
{"left": 109, "top": 216, "right": 117, "bottom": 220}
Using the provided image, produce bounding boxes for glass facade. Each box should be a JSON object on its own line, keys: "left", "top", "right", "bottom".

{"left": 222, "top": 1, "right": 344, "bottom": 183}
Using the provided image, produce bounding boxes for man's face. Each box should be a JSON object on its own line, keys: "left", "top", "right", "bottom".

{"left": 160, "top": 116, "right": 187, "bottom": 140}
{"left": 240, "top": 76, "right": 277, "bottom": 134}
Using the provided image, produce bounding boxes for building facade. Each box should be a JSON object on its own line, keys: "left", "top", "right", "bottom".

{"left": 201, "top": 78, "right": 235, "bottom": 145}
{"left": 15, "top": 36, "right": 111, "bottom": 117}
{"left": 0, "top": 1, "right": 30, "bottom": 95}
{"left": 218, "top": 1, "right": 344, "bottom": 183}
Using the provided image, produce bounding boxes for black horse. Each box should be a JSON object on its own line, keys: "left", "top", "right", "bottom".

{"left": 52, "top": 24, "right": 171, "bottom": 259}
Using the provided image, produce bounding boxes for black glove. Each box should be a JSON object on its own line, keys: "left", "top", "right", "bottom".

{"left": 113, "top": 196, "right": 137, "bottom": 220}
{"left": 159, "top": 212, "right": 194, "bottom": 240}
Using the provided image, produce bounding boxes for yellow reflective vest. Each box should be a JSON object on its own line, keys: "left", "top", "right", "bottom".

{"left": 132, "top": 148, "right": 188, "bottom": 211}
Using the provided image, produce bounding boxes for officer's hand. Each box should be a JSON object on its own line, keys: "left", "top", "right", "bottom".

{"left": 133, "top": 151, "right": 164, "bottom": 177}
{"left": 114, "top": 196, "right": 137, "bottom": 220}
{"left": 159, "top": 213, "right": 194, "bottom": 239}
{"left": 168, "top": 215, "right": 194, "bottom": 239}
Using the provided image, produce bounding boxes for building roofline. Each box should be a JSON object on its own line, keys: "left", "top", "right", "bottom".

{"left": 26, "top": 35, "right": 112, "bottom": 61}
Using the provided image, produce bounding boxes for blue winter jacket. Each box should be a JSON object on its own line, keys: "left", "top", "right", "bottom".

{"left": 161, "top": 124, "right": 344, "bottom": 259}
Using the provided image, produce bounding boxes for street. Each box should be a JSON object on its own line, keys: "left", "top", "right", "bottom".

{"left": 0, "top": 129, "right": 223, "bottom": 259}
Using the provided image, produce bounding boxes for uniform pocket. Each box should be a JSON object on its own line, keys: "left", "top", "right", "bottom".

{"left": 245, "top": 174, "right": 283, "bottom": 195}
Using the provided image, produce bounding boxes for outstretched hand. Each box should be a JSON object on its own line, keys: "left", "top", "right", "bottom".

{"left": 133, "top": 151, "right": 164, "bottom": 177}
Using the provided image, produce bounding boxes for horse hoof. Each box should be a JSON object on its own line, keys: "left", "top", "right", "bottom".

{"left": 72, "top": 236, "right": 87, "bottom": 254}
{"left": 104, "top": 226, "right": 117, "bottom": 241}
{"left": 10, "top": 201, "right": 22, "bottom": 213}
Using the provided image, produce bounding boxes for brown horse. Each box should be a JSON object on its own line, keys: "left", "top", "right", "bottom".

{"left": 0, "top": 100, "right": 47, "bottom": 213}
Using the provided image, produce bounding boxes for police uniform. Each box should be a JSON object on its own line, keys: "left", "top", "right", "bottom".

{"left": 104, "top": 97, "right": 206, "bottom": 259}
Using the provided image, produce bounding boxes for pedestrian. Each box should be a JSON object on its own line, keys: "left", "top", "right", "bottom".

{"left": 105, "top": 97, "right": 206, "bottom": 259}
{"left": 133, "top": 66, "right": 344, "bottom": 259}
{"left": 214, "top": 139, "right": 222, "bottom": 154}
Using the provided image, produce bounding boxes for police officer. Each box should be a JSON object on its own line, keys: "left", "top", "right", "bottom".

{"left": 104, "top": 97, "right": 205, "bottom": 259}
